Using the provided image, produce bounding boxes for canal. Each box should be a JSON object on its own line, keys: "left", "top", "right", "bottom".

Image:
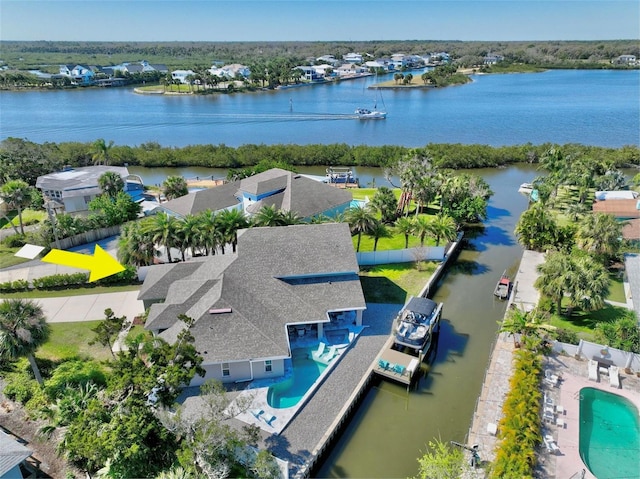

{"left": 130, "top": 163, "right": 535, "bottom": 478}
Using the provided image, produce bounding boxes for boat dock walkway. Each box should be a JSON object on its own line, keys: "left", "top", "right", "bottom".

{"left": 464, "top": 250, "right": 544, "bottom": 474}
{"left": 372, "top": 336, "right": 421, "bottom": 388}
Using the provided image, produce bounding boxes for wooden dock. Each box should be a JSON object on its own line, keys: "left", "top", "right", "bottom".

{"left": 372, "top": 337, "right": 422, "bottom": 390}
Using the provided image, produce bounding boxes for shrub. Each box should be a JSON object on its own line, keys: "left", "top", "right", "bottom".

{"left": 44, "top": 360, "right": 107, "bottom": 400}
{"left": 4, "top": 372, "right": 40, "bottom": 404}
{"left": 2, "top": 234, "right": 27, "bottom": 248}
{"left": 554, "top": 328, "right": 580, "bottom": 345}
{"left": 95, "top": 265, "right": 138, "bottom": 285}
{"left": 32, "top": 272, "right": 89, "bottom": 289}
{"left": 0, "top": 279, "right": 29, "bottom": 292}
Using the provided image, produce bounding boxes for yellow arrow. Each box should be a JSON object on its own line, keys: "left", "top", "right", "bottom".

{"left": 42, "top": 245, "right": 125, "bottom": 282}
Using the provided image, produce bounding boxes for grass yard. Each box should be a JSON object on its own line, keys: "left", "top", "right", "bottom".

{"left": 2, "top": 284, "right": 141, "bottom": 299}
{"left": 353, "top": 231, "right": 429, "bottom": 252}
{"left": 606, "top": 271, "right": 626, "bottom": 303}
{"left": 0, "top": 243, "right": 29, "bottom": 269}
{"left": 359, "top": 262, "right": 437, "bottom": 303}
{"left": 0, "top": 209, "right": 47, "bottom": 230}
{"left": 549, "top": 303, "right": 628, "bottom": 341}
{"left": 38, "top": 320, "right": 113, "bottom": 362}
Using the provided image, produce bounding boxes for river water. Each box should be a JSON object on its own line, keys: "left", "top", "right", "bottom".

{"left": 3, "top": 70, "right": 638, "bottom": 477}
{"left": 1, "top": 70, "right": 638, "bottom": 148}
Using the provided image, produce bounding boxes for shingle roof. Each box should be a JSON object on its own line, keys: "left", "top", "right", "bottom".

{"left": 0, "top": 430, "right": 32, "bottom": 477}
{"left": 144, "top": 223, "right": 365, "bottom": 363}
{"left": 160, "top": 168, "right": 351, "bottom": 219}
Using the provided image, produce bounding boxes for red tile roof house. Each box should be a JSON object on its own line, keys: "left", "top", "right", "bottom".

{"left": 591, "top": 198, "right": 640, "bottom": 219}
{"left": 158, "top": 168, "right": 353, "bottom": 221}
{"left": 138, "top": 223, "right": 366, "bottom": 386}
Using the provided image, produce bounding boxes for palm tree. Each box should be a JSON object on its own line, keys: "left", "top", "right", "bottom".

{"left": 576, "top": 213, "right": 624, "bottom": 261}
{"left": 97, "top": 171, "right": 124, "bottom": 198}
{"left": 345, "top": 205, "right": 376, "bottom": 252}
{"left": 196, "top": 210, "right": 222, "bottom": 255}
{"left": 162, "top": 175, "right": 189, "bottom": 201}
{"left": 144, "top": 212, "right": 181, "bottom": 263}
{"left": 411, "top": 215, "right": 434, "bottom": 247}
{"left": 117, "top": 220, "right": 156, "bottom": 266}
{"left": 535, "top": 251, "right": 573, "bottom": 315}
{"left": 369, "top": 187, "right": 397, "bottom": 223}
{"left": 253, "top": 205, "right": 284, "bottom": 227}
{"left": 179, "top": 214, "right": 204, "bottom": 258}
{"left": 367, "top": 221, "right": 392, "bottom": 252}
{"left": 215, "top": 208, "right": 249, "bottom": 253}
{"left": 280, "top": 210, "right": 303, "bottom": 225}
{"left": 395, "top": 216, "right": 414, "bottom": 249}
{"left": 0, "top": 179, "right": 33, "bottom": 235}
{"left": 431, "top": 214, "right": 458, "bottom": 246}
{"left": 91, "top": 138, "right": 114, "bottom": 166}
{"left": 0, "top": 299, "right": 49, "bottom": 385}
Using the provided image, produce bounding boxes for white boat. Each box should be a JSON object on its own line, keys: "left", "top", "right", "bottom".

{"left": 518, "top": 182, "right": 534, "bottom": 194}
{"left": 355, "top": 107, "right": 387, "bottom": 120}
{"left": 394, "top": 296, "right": 442, "bottom": 353}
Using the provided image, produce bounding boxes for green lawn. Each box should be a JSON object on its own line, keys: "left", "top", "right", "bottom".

{"left": 359, "top": 262, "right": 437, "bottom": 303}
{"left": 0, "top": 243, "right": 30, "bottom": 269}
{"left": 0, "top": 209, "right": 47, "bottom": 229}
{"left": 606, "top": 272, "right": 626, "bottom": 303}
{"left": 38, "top": 320, "right": 113, "bottom": 362}
{"left": 549, "top": 303, "right": 628, "bottom": 341}
{"left": 2, "top": 284, "right": 141, "bottom": 299}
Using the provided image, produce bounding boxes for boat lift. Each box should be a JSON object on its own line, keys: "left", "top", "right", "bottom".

{"left": 450, "top": 441, "right": 480, "bottom": 468}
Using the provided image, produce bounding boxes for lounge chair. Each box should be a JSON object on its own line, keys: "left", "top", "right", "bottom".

{"left": 311, "top": 342, "right": 326, "bottom": 362}
{"left": 378, "top": 359, "right": 390, "bottom": 370}
{"left": 588, "top": 360, "right": 599, "bottom": 382}
{"left": 263, "top": 413, "right": 276, "bottom": 426}
{"left": 320, "top": 345, "right": 338, "bottom": 363}
{"left": 544, "top": 369, "right": 559, "bottom": 387}
{"left": 544, "top": 434, "right": 560, "bottom": 454}
{"left": 543, "top": 410, "right": 555, "bottom": 423}
{"left": 544, "top": 393, "right": 554, "bottom": 407}
{"left": 609, "top": 366, "right": 620, "bottom": 389}
{"left": 250, "top": 408, "right": 264, "bottom": 419}
{"left": 393, "top": 364, "right": 406, "bottom": 376}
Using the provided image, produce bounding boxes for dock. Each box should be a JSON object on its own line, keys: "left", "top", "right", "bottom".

{"left": 372, "top": 336, "right": 422, "bottom": 388}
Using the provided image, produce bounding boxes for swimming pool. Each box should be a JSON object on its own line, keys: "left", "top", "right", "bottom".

{"left": 579, "top": 387, "right": 640, "bottom": 479}
{"left": 267, "top": 347, "right": 328, "bottom": 409}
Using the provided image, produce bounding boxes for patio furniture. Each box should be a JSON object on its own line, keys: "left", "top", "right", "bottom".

{"left": 378, "top": 359, "right": 390, "bottom": 370}
{"left": 609, "top": 366, "right": 620, "bottom": 389}
{"left": 263, "top": 413, "right": 276, "bottom": 426}
{"left": 544, "top": 434, "right": 560, "bottom": 454}
{"left": 556, "top": 417, "right": 565, "bottom": 428}
{"left": 556, "top": 405, "right": 564, "bottom": 415}
{"left": 544, "top": 393, "right": 554, "bottom": 407}
{"left": 250, "top": 408, "right": 264, "bottom": 419}
{"left": 544, "top": 369, "right": 559, "bottom": 387}
{"left": 311, "top": 342, "right": 326, "bottom": 362}
{"left": 588, "top": 359, "right": 599, "bottom": 382}
{"left": 393, "top": 364, "right": 406, "bottom": 376}
{"left": 543, "top": 410, "right": 555, "bottom": 423}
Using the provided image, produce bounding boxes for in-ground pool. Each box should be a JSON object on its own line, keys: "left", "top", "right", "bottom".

{"left": 267, "top": 347, "right": 328, "bottom": 409}
{"left": 579, "top": 387, "right": 640, "bottom": 479}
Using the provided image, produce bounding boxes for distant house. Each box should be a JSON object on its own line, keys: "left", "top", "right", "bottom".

{"left": 343, "top": 52, "right": 363, "bottom": 64}
{"left": 592, "top": 198, "right": 640, "bottom": 219}
{"left": 139, "top": 222, "right": 366, "bottom": 385}
{"left": 484, "top": 54, "right": 504, "bottom": 65}
{"left": 0, "top": 429, "right": 34, "bottom": 479}
{"left": 614, "top": 55, "right": 637, "bottom": 66}
{"left": 336, "top": 63, "right": 368, "bottom": 77}
{"left": 294, "top": 65, "right": 324, "bottom": 81}
{"left": 158, "top": 168, "right": 352, "bottom": 221}
{"left": 171, "top": 69, "right": 195, "bottom": 84}
{"left": 58, "top": 64, "right": 94, "bottom": 85}
{"left": 36, "top": 166, "right": 145, "bottom": 214}
{"left": 316, "top": 55, "right": 341, "bottom": 66}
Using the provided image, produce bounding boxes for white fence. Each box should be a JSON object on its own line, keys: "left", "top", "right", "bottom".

{"left": 356, "top": 246, "right": 445, "bottom": 266}
{"left": 553, "top": 339, "right": 640, "bottom": 373}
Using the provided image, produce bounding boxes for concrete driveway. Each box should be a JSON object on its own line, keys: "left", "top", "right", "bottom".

{"left": 32, "top": 291, "right": 144, "bottom": 323}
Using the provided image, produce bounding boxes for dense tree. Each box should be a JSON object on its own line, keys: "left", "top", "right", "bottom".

{"left": 215, "top": 208, "right": 249, "bottom": 253}
{"left": 439, "top": 173, "right": 492, "bottom": 224}
{"left": 117, "top": 220, "right": 156, "bottom": 266}
{"left": 367, "top": 220, "right": 392, "bottom": 252}
{"left": 0, "top": 299, "right": 49, "bottom": 384}
{"left": 413, "top": 439, "right": 464, "bottom": 479}
{"left": 97, "top": 171, "right": 125, "bottom": 198}
{"left": 430, "top": 214, "right": 458, "bottom": 246}
{"left": 575, "top": 212, "right": 623, "bottom": 262}
{"left": 162, "top": 175, "right": 189, "bottom": 200}
{"left": 594, "top": 313, "right": 640, "bottom": 354}
{"left": 369, "top": 186, "right": 397, "bottom": 223}
{"left": 514, "top": 203, "right": 561, "bottom": 251}
{"left": 88, "top": 190, "right": 141, "bottom": 227}
{"left": 0, "top": 179, "right": 35, "bottom": 234}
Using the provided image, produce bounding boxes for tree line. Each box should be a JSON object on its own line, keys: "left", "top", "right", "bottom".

{"left": 3, "top": 40, "right": 639, "bottom": 72}
{"left": 2, "top": 137, "right": 638, "bottom": 189}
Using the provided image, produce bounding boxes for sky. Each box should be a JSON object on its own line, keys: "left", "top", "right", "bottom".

{"left": 1, "top": 0, "right": 639, "bottom": 42}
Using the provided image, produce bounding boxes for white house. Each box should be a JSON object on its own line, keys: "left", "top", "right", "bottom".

{"left": 36, "top": 166, "right": 145, "bottom": 214}
{"left": 343, "top": 52, "right": 363, "bottom": 64}
{"left": 58, "top": 64, "right": 94, "bottom": 85}
{"left": 336, "top": 63, "right": 368, "bottom": 77}
{"left": 171, "top": 69, "right": 195, "bottom": 84}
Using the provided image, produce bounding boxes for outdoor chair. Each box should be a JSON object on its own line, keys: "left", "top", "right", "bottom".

{"left": 609, "top": 366, "right": 620, "bottom": 389}
{"left": 378, "top": 359, "right": 390, "bottom": 370}
{"left": 393, "top": 364, "right": 406, "bottom": 376}
{"left": 544, "top": 434, "right": 560, "bottom": 454}
{"left": 263, "top": 413, "right": 276, "bottom": 426}
{"left": 311, "top": 342, "right": 326, "bottom": 362}
{"left": 544, "top": 369, "right": 559, "bottom": 387}
{"left": 250, "top": 409, "right": 264, "bottom": 419}
{"left": 588, "top": 360, "right": 599, "bottom": 382}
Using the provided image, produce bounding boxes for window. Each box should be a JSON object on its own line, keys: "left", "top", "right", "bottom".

{"left": 265, "top": 360, "right": 272, "bottom": 373}
{"left": 222, "top": 363, "right": 230, "bottom": 377}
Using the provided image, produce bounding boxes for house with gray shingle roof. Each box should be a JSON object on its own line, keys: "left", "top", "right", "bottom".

{"left": 139, "top": 223, "right": 366, "bottom": 386}
{"left": 0, "top": 430, "right": 33, "bottom": 479}
{"left": 159, "top": 168, "right": 352, "bottom": 221}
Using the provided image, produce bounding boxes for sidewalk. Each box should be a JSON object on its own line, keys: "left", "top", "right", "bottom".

{"left": 31, "top": 291, "right": 144, "bottom": 323}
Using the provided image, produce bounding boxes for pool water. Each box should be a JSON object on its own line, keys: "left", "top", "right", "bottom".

{"left": 579, "top": 387, "right": 640, "bottom": 479}
{"left": 267, "top": 347, "right": 328, "bottom": 409}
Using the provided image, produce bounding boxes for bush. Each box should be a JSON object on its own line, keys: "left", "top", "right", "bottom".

{"left": 3, "top": 372, "right": 40, "bottom": 404}
{"left": 95, "top": 265, "right": 138, "bottom": 285}
{"left": 44, "top": 360, "right": 107, "bottom": 400}
{"left": 32, "top": 272, "right": 89, "bottom": 290}
{"left": 2, "top": 234, "right": 27, "bottom": 248}
{"left": 0, "top": 279, "right": 29, "bottom": 292}
{"left": 554, "top": 328, "right": 580, "bottom": 345}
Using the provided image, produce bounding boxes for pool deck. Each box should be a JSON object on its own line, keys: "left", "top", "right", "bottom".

{"left": 544, "top": 354, "right": 640, "bottom": 479}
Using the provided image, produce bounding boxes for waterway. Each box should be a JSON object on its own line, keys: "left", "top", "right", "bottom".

{"left": 1, "top": 70, "right": 638, "bottom": 148}
{"left": 129, "top": 163, "right": 534, "bottom": 478}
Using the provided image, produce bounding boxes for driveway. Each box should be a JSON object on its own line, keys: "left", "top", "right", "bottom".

{"left": 31, "top": 291, "right": 144, "bottom": 323}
